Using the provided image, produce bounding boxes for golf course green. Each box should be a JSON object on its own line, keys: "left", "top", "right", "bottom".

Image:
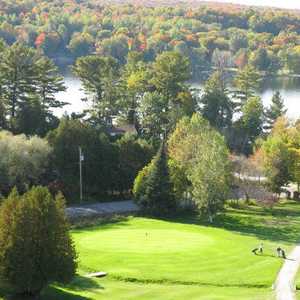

{"left": 38, "top": 201, "right": 300, "bottom": 300}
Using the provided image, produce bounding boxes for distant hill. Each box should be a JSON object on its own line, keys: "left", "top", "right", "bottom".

{"left": 95, "top": 0, "right": 300, "bottom": 13}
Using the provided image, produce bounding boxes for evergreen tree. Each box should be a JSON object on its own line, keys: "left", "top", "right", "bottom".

{"left": 72, "top": 55, "right": 119, "bottom": 125}
{"left": 233, "top": 65, "right": 261, "bottom": 107}
{"left": 151, "top": 51, "right": 190, "bottom": 100}
{"left": 200, "top": 71, "right": 233, "bottom": 131}
{"left": 36, "top": 56, "right": 66, "bottom": 112}
{"left": 134, "top": 142, "right": 175, "bottom": 216}
{"left": 0, "top": 186, "right": 77, "bottom": 298}
{"left": 265, "top": 91, "right": 287, "bottom": 130}
{"left": 0, "top": 43, "right": 37, "bottom": 131}
{"left": 231, "top": 96, "right": 264, "bottom": 155}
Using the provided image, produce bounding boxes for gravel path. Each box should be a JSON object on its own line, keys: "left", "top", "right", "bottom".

{"left": 275, "top": 245, "right": 300, "bottom": 300}
{"left": 66, "top": 200, "right": 139, "bottom": 220}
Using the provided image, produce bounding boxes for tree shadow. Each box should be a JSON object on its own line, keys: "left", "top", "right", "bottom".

{"left": 2, "top": 289, "right": 89, "bottom": 300}
{"left": 164, "top": 203, "right": 300, "bottom": 244}
{"left": 40, "top": 287, "right": 91, "bottom": 300}
{"left": 60, "top": 275, "right": 104, "bottom": 291}
{"left": 0, "top": 276, "right": 101, "bottom": 300}
{"left": 72, "top": 216, "right": 131, "bottom": 232}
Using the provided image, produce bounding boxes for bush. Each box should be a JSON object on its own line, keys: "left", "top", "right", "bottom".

{"left": 0, "top": 187, "right": 77, "bottom": 298}
{"left": 0, "top": 131, "right": 51, "bottom": 196}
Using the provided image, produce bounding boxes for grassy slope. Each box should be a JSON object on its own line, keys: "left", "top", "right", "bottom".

{"left": 51, "top": 201, "right": 300, "bottom": 300}
{"left": 3, "top": 201, "right": 300, "bottom": 300}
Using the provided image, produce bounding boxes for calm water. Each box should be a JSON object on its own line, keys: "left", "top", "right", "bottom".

{"left": 55, "top": 76, "right": 300, "bottom": 120}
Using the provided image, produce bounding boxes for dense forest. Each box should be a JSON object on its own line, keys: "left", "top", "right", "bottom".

{"left": 1, "top": 0, "right": 300, "bottom": 75}
{"left": 0, "top": 0, "right": 299, "bottom": 209}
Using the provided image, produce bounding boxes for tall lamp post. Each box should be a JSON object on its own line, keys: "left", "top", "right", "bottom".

{"left": 79, "top": 146, "right": 84, "bottom": 203}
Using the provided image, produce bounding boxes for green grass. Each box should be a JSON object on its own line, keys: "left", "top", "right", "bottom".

{"left": 72, "top": 217, "right": 282, "bottom": 288}
{"left": 44, "top": 277, "right": 273, "bottom": 300}
{"left": 3, "top": 201, "right": 300, "bottom": 299}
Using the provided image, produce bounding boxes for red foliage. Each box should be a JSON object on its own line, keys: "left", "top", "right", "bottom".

{"left": 35, "top": 32, "right": 46, "bottom": 48}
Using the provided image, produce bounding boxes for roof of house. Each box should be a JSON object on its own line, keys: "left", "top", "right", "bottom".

{"left": 106, "top": 124, "right": 137, "bottom": 136}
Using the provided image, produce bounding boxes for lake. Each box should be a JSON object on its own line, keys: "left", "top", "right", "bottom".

{"left": 55, "top": 75, "right": 300, "bottom": 120}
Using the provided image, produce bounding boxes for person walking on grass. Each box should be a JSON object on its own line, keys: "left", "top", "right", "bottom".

{"left": 252, "top": 243, "right": 263, "bottom": 255}
{"left": 276, "top": 247, "right": 286, "bottom": 259}
{"left": 277, "top": 247, "right": 282, "bottom": 257}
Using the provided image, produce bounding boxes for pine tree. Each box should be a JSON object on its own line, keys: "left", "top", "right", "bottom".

{"left": 233, "top": 65, "right": 261, "bottom": 108}
{"left": 36, "top": 56, "right": 66, "bottom": 112}
{"left": 265, "top": 91, "right": 287, "bottom": 130}
{"left": 0, "top": 43, "right": 37, "bottom": 131}
{"left": 0, "top": 186, "right": 77, "bottom": 298}
{"left": 200, "top": 71, "right": 233, "bottom": 130}
{"left": 134, "top": 142, "right": 175, "bottom": 216}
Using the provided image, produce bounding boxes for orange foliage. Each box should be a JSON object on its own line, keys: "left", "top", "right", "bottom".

{"left": 138, "top": 34, "right": 147, "bottom": 52}
{"left": 128, "top": 38, "right": 134, "bottom": 50}
{"left": 35, "top": 32, "right": 46, "bottom": 48}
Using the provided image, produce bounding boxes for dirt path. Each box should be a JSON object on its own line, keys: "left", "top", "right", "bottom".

{"left": 66, "top": 200, "right": 139, "bottom": 220}
{"left": 275, "top": 245, "right": 300, "bottom": 300}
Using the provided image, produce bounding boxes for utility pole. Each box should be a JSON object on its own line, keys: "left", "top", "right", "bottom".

{"left": 79, "top": 146, "right": 84, "bottom": 203}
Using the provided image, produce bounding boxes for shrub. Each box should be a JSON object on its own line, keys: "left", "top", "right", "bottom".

{"left": 0, "top": 186, "right": 77, "bottom": 298}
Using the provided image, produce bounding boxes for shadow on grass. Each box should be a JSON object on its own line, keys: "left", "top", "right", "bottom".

{"left": 1, "top": 289, "right": 89, "bottom": 300}
{"left": 41, "top": 286, "right": 90, "bottom": 300}
{"left": 72, "top": 216, "right": 131, "bottom": 232}
{"left": 71, "top": 201, "right": 300, "bottom": 244}
{"left": 61, "top": 275, "right": 104, "bottom": 291}
{"left": 162, "top": 202, "right": 300, "bottom": 244}
{"left": 0, "top": 276, "right": 101, "bottom": 300}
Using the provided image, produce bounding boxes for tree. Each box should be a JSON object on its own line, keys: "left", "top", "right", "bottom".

{"left": 137, "top": 91, "right": 169, "bottom": 140}
{"left": 231, "top": 96, "right": 264, "bottom": 155}
{"left": 133, "top": 143, "right": 175, "bottom": 216}
{"left": 47, "top": 118, "right": 117, "bottom": 200}
{"left": 249, "top": 48, "right": 281, "bottom": 74}
{"left": 168, "top": 114, "right": 230, "bottom": 221}
{"left": 200, "top": 71, "right": 233, "bottom": 131}
{"left": 0, "top": 43, "right": 37, "bottom": 131}
{"left": 230, "top": 32, "right": 248, "bottom": 52}
{"left": 249, "top": 47, "right": 270, "bottom": 72}
{"left": 0, "top": 186, "right": 77, "bottom": 298}
{"left": 96, "top": 35, "right": 129, "bottom": 65}
{"left": 151, "top": 51, "right": 190, "bottom": 100}
{"left": 233, "top": 65, "right": 261, "bottom": 106}
{"left": 72, "top": 55, "right": 119, "bottom": 125}
{"left": 0, "top": 100, "right": 6, "bottom": 129}
{"left": 68, "top": 32, "right": 94, "bottom": 58}
{"left": 261, "top": 135, "right": 292, "bottom": 193}
{"left": 116, "top": 133, "right": 153, "bottom": 194}
{"left": 36, "top": 56, "right": 66, "bottom": 112}
{"left": 118, "top": 52, "right": 150, "bottom": 127}
{"left": 264, "top": 91, "right": 287, "bottom": 131}
{"left": 0, "top": 131, "right": 51, "bottom": 196}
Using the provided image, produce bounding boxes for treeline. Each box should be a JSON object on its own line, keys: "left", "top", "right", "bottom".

{"left": 0, "top": 39, "right": 288, "bottom": 203}
{"left": 0, "top": 123, "right": 154, "bottom": 201}
{"left": 1, "top": 1, "right": 300, "bottom": 76}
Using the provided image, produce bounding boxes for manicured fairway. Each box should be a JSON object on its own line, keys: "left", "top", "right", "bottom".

{"left": 72, "top": 217, "right": 282, "bottom": 288}
{"left": 4, "top": 201, "right": 300, "bottom": 300}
